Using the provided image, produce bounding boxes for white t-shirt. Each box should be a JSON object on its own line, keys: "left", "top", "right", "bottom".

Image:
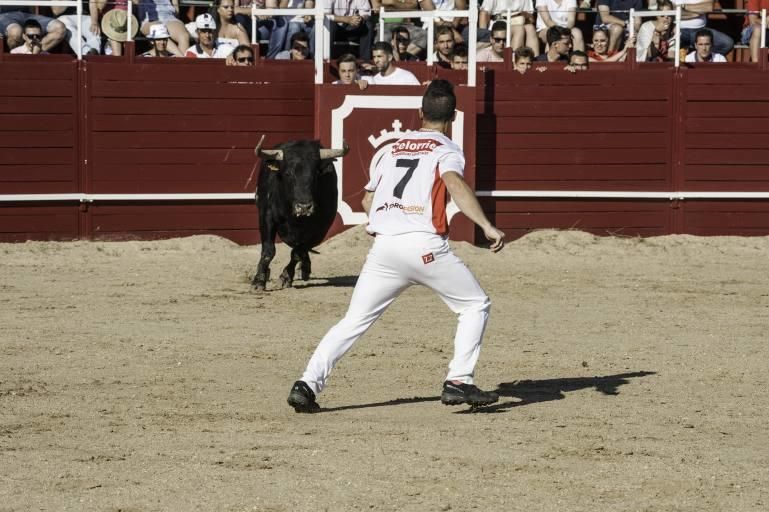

{"left": 185, "top": 43, "right": 234, "bottom": 59}
{"left": 684, "top": 51, "right": 726, "bottom": 62}
{"left": 363, "top": 67, "right": 421, "bottom": 85}
{"left": 365, "top": 131, "right": 464, "bottom": 236}
{"left": 671, "top": 0, "right": 706, "bottom": 29}
{"left": 481, "top": 0, "right": 534, "bottom": 16}
{"left": 535, "top": 0, "right": 577, "bottom": 32}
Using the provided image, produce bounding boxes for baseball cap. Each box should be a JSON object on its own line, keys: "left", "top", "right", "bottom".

{"left": 195, "top": 13, "right": 216, "bottom": 30}
{"left": 147, "top": 24, "right": 170, "bottom": 39}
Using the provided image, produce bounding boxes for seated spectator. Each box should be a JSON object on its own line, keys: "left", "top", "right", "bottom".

{"left": 10, "top": 19, "right": 47, "bottom": 54}
{"left": 284, "top": 0, "right": 315, "bottom": 55}
{"left": 50, "top": 1, "right": 101, "bottom": 56}
{"left": 588, "top": 26, "right": 635, "bottom": 61}
{"left": 211, "top": 0, "right": 250, "bottom": 54}
{"left": 479, "top": 0, "right": 539, "bottom": 56}
{"left": 372, "top": 0, "right": 435, "bottom": 60}
{"left": 363, "top": 41, "right": 421, "bottom": 84}
{"left": 186, "top": 13, "right": 234, "bottom": 58}
{"left": 636, "top": 0, "right": 674, "bottom": 61}
{"left": 141, "top": 23, "right": 175, "bottom": 56}
{"left": 434, "top": 25, "right": 455, "bottom": 67}
{"left": 234, "top": 0, "right": 289, "bottom": 59}
{"left": 101, "top": 7, "right": 140, "bottom": 56}
{"left": 514, "top": 45, "right": 535, "bottom": 73}
{"left": 333, "top": 53, "right": 369, "bottom": 88}
{"left": 476, "top": 20, "right": 506, "bottom": 61}
{"left": 535, "top": 25, "right": 571, "bottom": 61}
{"left": 595, "top": 0, "right": 642, "bottom": 53}
{"left": 138, "top": 0, "right": 190, "bottom": 55}
{"left": 0, "top": 6, "right": 66, "bottom": 52}
{"left": 684, "top": 28, "right": 726, "bottom": 62}
{"left": 432, "top": 0, "right": 467, "bottom": 43}
{"left": 742, "top": 0, "right": 769, "bottom": 62}
{"left": 275, "top": 31, "right": 310, "bottom": 59}
{"left": 450, "top": 44, "right": 469, "bottom": 69}
{"left": 227, "top": 43, "right": 255, "bottom": 64}
{"left": 325, "top": 0, "right": 374, "bottom": 60}
{"left": 671, "top": 0, "right": 733, "bottom": 57}
{"left": 535, "top": 0, "right": 584, "bottom": 51}
{"left": 565, "top": 49, "right": 589, "bottom": 70}
{"left": 392, "top": 25, "right": 418, "bottom": 61}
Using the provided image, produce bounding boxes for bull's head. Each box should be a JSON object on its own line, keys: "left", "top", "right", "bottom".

{"left": 255, "top": 136, "right": 348, "bottom": 217}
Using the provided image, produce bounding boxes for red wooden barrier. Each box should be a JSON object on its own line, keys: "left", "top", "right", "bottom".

{"left": 2, "top": 58, "right": 769, "bottom": 243}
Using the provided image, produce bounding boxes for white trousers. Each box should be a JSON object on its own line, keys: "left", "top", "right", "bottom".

{"left": 57, "top": 15, "right": 101, "bottom": 55}
{"left": 300, "top": 232, "right": 491, "bottom": 395}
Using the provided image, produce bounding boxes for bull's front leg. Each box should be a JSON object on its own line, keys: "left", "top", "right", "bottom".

{"left": 299, "top": 251, "right": 311, "bottom": 281}
{"left": 279, "top": 248, "right": 302, "bottom": 289}
{"left": 252, "top": 222, "right": 277, "bottom": 291}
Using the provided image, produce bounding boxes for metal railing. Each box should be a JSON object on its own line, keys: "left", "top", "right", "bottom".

{"left": 376, "top": 1, "right": 479, "bottom": 86}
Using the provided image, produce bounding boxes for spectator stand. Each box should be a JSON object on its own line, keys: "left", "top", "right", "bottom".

{"left": 0, "top": 0, "right": 84, "bottom": 58}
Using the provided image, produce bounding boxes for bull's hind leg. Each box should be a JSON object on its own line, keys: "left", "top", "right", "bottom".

{"left": 300, "top": 251, "right": 311, "bottom": 281}
{"left": 279, "top": 248, "right": 302, "bottom": 289}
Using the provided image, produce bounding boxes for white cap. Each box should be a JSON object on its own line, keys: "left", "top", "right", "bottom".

{"left": 147, "top": 24, "right": 170, "bottom": 39}
{"left": 195, "top": 13, "right": 216, "bottom": 30}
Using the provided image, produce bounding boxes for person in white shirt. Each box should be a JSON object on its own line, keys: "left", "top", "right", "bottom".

{"left": 476, "top": 20, "right": 506, "bottom": 62}
{"left": 363, "top": 41, "right": 421, "bottom": 85}
{"left": 480, "top": 0, "right": 538, "bottom": 55}
{"left": 671, "top": 0, "right": 733, "bottom": 57}
{"left": 287, "top": 79, "right": 506, "bottom": 413}
{"left": 9, "top": 19, "right": 47, "bottom": 54}
{"left": 684, "top": 28, "right": 727, "bottom": 62}
{"left": 185, "top": 13, "right": 234, "bottom": 59}
{"left": 535, "top": 0, "right": 584, "bottom": 51}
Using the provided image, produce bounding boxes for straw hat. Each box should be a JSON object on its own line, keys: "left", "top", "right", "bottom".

{"left": 101, "top": 9, "right": 140, "bottom": 42}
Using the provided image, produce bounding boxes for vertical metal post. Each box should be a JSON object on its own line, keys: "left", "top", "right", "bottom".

{"left": 127, "top": 1, "right": 133, "bottom": 42}
{"left": 76, "top": 0, "right": 83, "bottom": 60}
{"left": 629, "top": 8, "right": 635, "bottom": 39}
{"left": 379, "top": 7, "right": 385, "bottom": 42}
{"left": 315, "top": 2, "right": 323, "bottom": 84}
{"left": 468, "top": 0, "right": 478, "bottom": 87}
{"left": 426, "top": 16, "right": 434, "bottom": 65}
{"left": 674, "top": 6, "right": 681, "bottom": 67}
{"left": 251, "top": 5, "right": 257, "bottom": 45}
{"left": 505, "top": 9, "right": 511, "bottom": 47}
{"left": 762, "top": 9, "right": 767, "bottom": 49}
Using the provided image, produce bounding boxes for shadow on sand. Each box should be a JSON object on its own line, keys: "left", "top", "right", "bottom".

{"left": 317, "top": 371, "right": 656, "bottom": 414}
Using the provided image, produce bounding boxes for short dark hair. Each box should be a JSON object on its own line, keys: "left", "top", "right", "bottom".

{"left": 569, "top": 50, "right": 589, "bottom": 66}
{"left": 232, "top": 44, "right": 254, "bottom": 56}
{"left": 421, "top": 79, "right": 456, "bottom": 123}
{"left": 514, "top": 46, "right": 535, "bottom": 61}
{"left": 372, "top": 41, "right": 394, "bottom": 56}
{"left": 337, "top": 53, "right": 357, "bottom": 66}
{"left": 656, "top": 0, "right": 674, "bottom": 10}
{"left": 290, "top": 31, "right": 310, "bottom": 46}
{"left": 546, "top": 26, "right": 571, "bottom": 45}
{"left": 392, "top": 26, "right": 410, "bottom": 40}
{"left": 435, "top": 25, "right": 453, "bottom": 40}
{"left": 694, "top": 28, "right": 713, "bottom": 43}
{"left": 450, "top": 44, "right": 468, "bottom": 60}
{"left": 490, "top": 20, "right": 507, "bottom": 34}
{"left": 23, "top": 19, "right": 42, "bottom": 32}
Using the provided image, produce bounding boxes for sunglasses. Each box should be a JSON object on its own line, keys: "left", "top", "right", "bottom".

{"left": 492, "top": 37, "right": 505, "bottom": 43}
{"left": 292, "top": 44, "right": 309, "bottom": 53}
{"left": 236, "top": 56, "right": 254, "bottom": 63}
{"left": 396, "top": 36, "right": 410, "bottom": 44}
{"left": 25, "top": 33, "right": 42, "bottom": 40}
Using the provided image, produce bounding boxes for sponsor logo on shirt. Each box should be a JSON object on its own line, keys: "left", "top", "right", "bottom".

{"left": 374, "top": 202, "right": 425, "bottom": 215}
{"left": 391, "top": 138, "right": 443, "bottom": 156}
{"left": 421, "top": 252, "right": 435, "bottom": 264}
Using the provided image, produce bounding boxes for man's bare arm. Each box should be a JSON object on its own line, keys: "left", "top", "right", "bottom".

{"left": 442, "top": 171, "right": 504, "bottom": 252}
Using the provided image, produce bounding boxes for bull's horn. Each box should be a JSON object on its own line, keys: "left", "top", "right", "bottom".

{"left": 254, "top": 135, "right": 284, "bottom": 160}
{"left": 319, "top": 141, "right": 349, "bottom": 160}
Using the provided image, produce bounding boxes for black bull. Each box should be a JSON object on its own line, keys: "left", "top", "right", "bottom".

{"left": 252, "top": 138, "right": 348, "bottom": 291}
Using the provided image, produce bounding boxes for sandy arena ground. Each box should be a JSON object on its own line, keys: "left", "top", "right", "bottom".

{"left": 1, "top": 227, "right": 768, "bottom": 511}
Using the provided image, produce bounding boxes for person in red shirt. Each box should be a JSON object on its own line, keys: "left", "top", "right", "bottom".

{"left": 742, "top": 0, "right": 769, "bottom": 62}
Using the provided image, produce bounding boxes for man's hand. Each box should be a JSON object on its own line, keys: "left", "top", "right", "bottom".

{"left": 481, "top": 224, "right": 505, "bottom": 252}
{"left": 90, "top": 20, "right": 101, "bottom": 36}
{"left": 355, "top": 79, "right": 369, "bottom": 90}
